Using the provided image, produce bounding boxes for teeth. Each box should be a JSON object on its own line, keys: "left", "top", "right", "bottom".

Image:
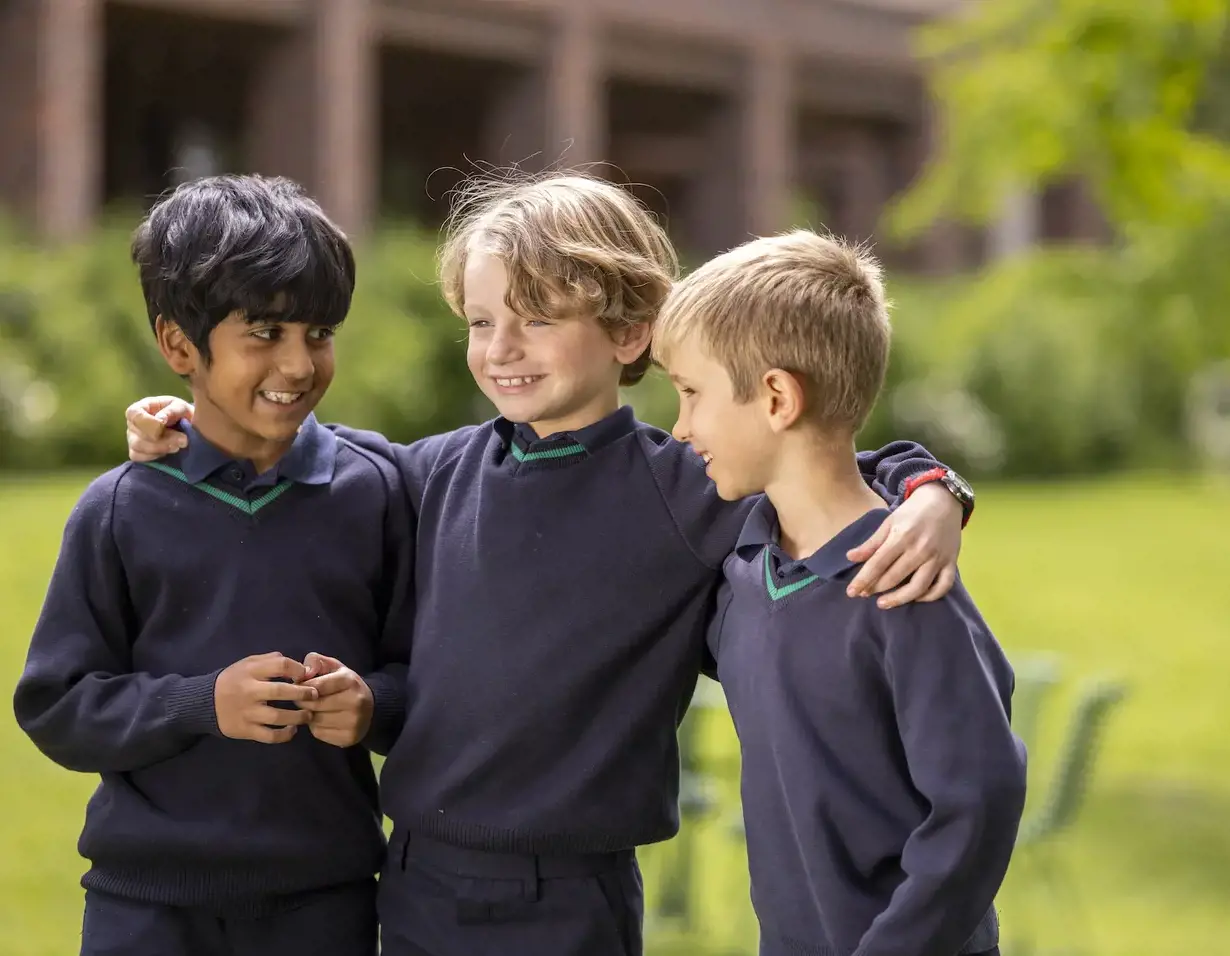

{"left": 261, "top": 391, "right": 302, "bottom": 405}
{"left": 495, "top": 376, "right": 541, "bottom": 387}
{"left": 702, "top": 453, "right": 713, "bottom": 464}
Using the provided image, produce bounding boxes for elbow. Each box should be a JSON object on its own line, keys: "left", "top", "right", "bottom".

{"left": 22, "top": 728, "right": 100, "bottom": 774}
{"left": 973, "top": 756, "right": 1029, "bottom": 834}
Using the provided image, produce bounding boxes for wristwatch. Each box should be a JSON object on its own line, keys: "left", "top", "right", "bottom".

{"left": 903, "top": 466, "right": 975, "bottom": 527}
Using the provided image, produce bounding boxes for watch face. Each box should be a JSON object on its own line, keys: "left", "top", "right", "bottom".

{"left": 945, "top": 471, "right": 975, "bottom": 501}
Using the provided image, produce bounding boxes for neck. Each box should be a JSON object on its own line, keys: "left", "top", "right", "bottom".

{"left": 763, "top": 431, "right": 886, "bottom": 560}
{"left": 190, "top": 398, "right": 294, "bottom": 475}
{"left": 528, "top": 391, "right": 620, "bottom": 438}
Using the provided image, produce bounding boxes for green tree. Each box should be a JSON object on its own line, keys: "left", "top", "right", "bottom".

{"left": 877, "top": 0, "right": 1230, "bottom": 474}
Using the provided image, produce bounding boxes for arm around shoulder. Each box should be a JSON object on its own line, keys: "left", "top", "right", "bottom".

{"left": 13, "top": 470, "right": 220, "bottom": 774}
{"left": 853, "top": 587, "right": 1028, "bottom": 956}
{"left": 359, "top": 455, "right": 415, "bottom": 755}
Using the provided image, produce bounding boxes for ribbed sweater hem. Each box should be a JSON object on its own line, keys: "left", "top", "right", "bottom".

{"left": 402, "top": 811, "right": 676, "bottom": 854}
{"left": 82, "top": 858, "right": 380, "bottom": 916}
{"left": 760, "top": 932, "right": 842, "bottom": 956}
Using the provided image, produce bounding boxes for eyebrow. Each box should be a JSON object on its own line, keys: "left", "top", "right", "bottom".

{"left": 243, "top": 309, "right": 287, "bottom": 324}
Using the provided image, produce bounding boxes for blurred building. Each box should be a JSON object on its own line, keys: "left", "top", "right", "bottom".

{"left": 0, "top": 0, "right": 1104, "bottom": 267}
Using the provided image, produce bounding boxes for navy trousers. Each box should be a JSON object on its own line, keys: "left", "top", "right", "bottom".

{"left": 378, "top": 831, "right": 643, "bottom": 956}
{"left": 80, "top": 879, "right": 377, "bottom": 956}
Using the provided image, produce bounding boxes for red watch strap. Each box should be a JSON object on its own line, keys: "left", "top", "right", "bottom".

{"left": 903, "top": 466, "right": 948, "bottom": 500}
{"left": 903, "top": 466, "right": 972, "bottom": 528}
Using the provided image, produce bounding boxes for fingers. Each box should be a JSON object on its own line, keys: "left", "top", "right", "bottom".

{"left": 248, "top": 653, "right": 310, "bottom": 683}
{"left": 250, "top": 724, "right": 299, "bottom": 745}
{"left": 126, "top": 397, "right": 193, "bottom": 461}
{"left": 870, "top": 549, "right": 927, "bottom": 598}
{"left": 875, "top": 558, "right": 940, "bottom": 610}
{"left": 251, "top": 704, "right": 313, "bottom": 727}
{"left": 260, "top": 680, "right": 319, "bottom": 704}
{"left": 302, "top": 652, "right": 343, "bottom": 680}
{"left": 302, "top": 669, "right": 358, "bottom": 698}
{"left": 847, "top": 529, "right": 906, "bottom": 597}
{"left": 308, "top": 725, "right": 361, "bottom": 748}
{"left": 919, "top": 564, "right": 957, "bottom": 603}
{"left": 845, "top": 519, "right": 890, "bottom": 566}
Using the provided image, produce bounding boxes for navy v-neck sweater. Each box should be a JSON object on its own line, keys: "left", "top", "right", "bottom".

{"left": 14, "top": 420, "right": 414, "bottom": 912}
{"left": 335, "top": 407, "right": 946, "bottom": 854}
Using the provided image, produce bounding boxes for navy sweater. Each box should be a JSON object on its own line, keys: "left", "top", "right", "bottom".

{"left": 334, "top": 406, "right": 945, "bottom": 854}
{"left": 711, "top": 499, "right": 1027, "bottom": 956}
{"left": 13, "top": 415, "right": 414, "bottom": 913}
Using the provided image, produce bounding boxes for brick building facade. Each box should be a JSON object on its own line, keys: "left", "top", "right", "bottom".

{"left": 0, "top": 0, "right": 1102, "bottom": 268}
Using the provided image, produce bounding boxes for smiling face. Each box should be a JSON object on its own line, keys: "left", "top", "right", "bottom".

{"left": 666, "top": 336, "right": 778, "bottom": 501}
{"left": 463, "top": 251, "right": 644, "bottom": 436}
{"left": 156, "top": 305, "right": 336, "bottom": 472}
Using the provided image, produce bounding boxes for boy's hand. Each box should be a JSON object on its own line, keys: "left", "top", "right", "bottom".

{"left": 214, "top": 653, "right": 318, "bottom": 744}
{"left": 125, "top": 396, "right": 195, "bottom": 461}
{"left": 298, "top": 652, "right": 374, "bottom": 748}
{"left": 845, "top": 483, "right": 963, "bottom": 609}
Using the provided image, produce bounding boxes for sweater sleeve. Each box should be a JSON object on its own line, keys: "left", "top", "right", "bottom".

{"left": 324, "top": 424, "right": 458, "bottom": 507}
{"left": 856, "top": 440, "right": 945, "bottom": 508}
{"left": 360, "top": 456, "right": 416, "bottom": 756}
{"left": 852, "top": 585, "right": 1028, "bottom": 956}
{"left": 13, "top": 473, "right": 219, "bottom": 774}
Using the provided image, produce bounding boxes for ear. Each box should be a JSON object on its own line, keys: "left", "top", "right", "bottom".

{"left": 154, "top": 316, "right": 199, "bottom": 377}
{"left": 761, "top": 368, "right": 807, "bottom": 432}
{"left": 609, "top": 321, "right": 653, "bottom": 366}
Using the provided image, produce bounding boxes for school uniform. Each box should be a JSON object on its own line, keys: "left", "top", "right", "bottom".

{"left": 335, "top": 406, "right": 946, "bottom": 956}
{"left": 13, "top": 415, "right": 414, "bottom": 956}
{"left": 710, "top": 498, "right": 1027, "bottom": 956}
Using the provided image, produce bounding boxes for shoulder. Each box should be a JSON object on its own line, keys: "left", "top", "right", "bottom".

{"left": 414, "top": 421, "right": 494, "bottom": 472}
{"left": 875, "top": 576, "right": 990, "bottom": 642}
{"left": 57, "top": 464, "right": 142, "bottom": 544}
{"left": 871, "top": 576, "right": 1011, "bottom": 676}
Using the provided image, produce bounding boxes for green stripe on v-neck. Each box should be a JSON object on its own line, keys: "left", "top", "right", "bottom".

{"left": 143, "top": 461, "right": 293, "bottom": 515}
{"left": 764, "top": 553, "right": 819, "bottom": 601}
{"left": 510, "top": 442, "right": 586, "bottom": 462}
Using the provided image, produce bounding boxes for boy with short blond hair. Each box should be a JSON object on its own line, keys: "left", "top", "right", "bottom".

{"left": 654, "top": 230, "right": 1026, "bottom": 956}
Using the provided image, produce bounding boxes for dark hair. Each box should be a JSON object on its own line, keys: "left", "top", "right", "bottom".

{"left": 131, "top": 174, "right": 356, "bottom": 362}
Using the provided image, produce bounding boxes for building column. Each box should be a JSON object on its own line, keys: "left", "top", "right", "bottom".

{"left": 835, "top": 123, "right": 891, "bottom": 246}
{"left": 909, "top": 89, "right": 969, "bottom": 275}
{"left": 989, "top": 187, "right": 1040, "bottom": 259}
{"left": 683, "top": 42, "right": 794, "bottom": 257}
{"left": 249, "top": 0, "right": 375, "bottom": 236}
{"left": 2, "top": 0, "right": 103, "bottom": 239}
{"left": 546, "top": 7, "right": 604, "bottom": 168}
{"left": 742, "top": 41, "right": 794, "bottom": 237}
{"left": 0, "top": 1, "right": 39, "bottom": 221}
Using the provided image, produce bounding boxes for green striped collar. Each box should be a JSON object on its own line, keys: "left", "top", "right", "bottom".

{"left": 142, "top": 461, "right": 294, "bottom": 515}
{"left": 495, "top": 405, "right": 637, "bottom": 467}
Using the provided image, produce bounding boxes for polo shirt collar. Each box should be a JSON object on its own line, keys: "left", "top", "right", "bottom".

{"left": 169, "top": 413, "right": 336, "bottom": 486}
{"left": 494, "top": 405, "right": 637, "bottom": 462}
{"left": 735, "top": 495, "right": 892, "bottom": 581}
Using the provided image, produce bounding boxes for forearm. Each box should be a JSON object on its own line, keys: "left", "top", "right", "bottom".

{"left": 361, "top": 664, "right": 407, "bottom": 756}
{"left": 15, "top": 670, "right": 220, "bottom": 773}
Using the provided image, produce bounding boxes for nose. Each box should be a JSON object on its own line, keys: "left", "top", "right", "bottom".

{"left": 276, "top": 337, "right": 315, "bottom": 383}
{"left": 486, "top": 324, "right": 524, "bottom": 365}
{"left": 671, "top": 409, "right": 690, "bottom": 444}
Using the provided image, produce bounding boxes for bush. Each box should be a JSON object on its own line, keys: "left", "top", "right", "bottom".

{"left": 0, "top": 217, "right": 477, "bottom": 470}
{"left": 0, "top": 220, "right": 1217, "bottom": 478}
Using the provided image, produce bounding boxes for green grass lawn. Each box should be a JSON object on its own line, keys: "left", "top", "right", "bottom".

{"left": 2, "top": 471, "right": 1227, "bottom": 956}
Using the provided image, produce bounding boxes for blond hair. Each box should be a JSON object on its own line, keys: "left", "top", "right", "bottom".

{"left": 438, "top": 171, "right": 678, "bottom": 386}
{"left": 653, "top": 230, "right": 891, "bottom": 433}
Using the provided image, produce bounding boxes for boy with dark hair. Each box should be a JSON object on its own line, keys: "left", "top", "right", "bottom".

{"left": 654, "top": 230, "right": 1027, "bottom": 956}
{"left": 13, "top": 175, "right": 412, "bottom": 956}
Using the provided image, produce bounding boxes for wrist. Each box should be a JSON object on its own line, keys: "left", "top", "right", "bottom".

{"left": 903, "top": 466, "right": 975, "bottom": 528}
{"left": 165, "top": 670, "right": 223, "bottom": 736}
